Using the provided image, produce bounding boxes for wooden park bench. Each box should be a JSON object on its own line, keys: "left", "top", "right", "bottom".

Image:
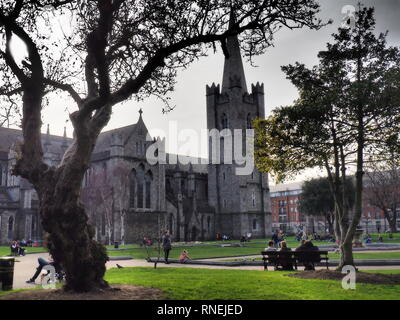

{"left": 261, "top": 250, "right": 329, "bottom": 271}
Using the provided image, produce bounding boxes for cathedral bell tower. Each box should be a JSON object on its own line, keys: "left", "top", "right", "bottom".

{"left": 206, "top": 12, "right": 271, "bottom": 238}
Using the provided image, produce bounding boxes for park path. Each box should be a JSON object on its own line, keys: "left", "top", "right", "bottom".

{"left": 197, "top": 250, "right": 400, "bottom": 262}
{"left": 9, "top": 253, "right": 400, "bottom": 290}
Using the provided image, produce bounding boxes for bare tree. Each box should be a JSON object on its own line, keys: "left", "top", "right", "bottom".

{"left": 81, "top": 164, "right": 135, "bottom": 245}
{"left": 365, "top": 159, "right": 400, "bottom": 233}
{"left": 0, "top": 0, "right": 325, "bottom": 292}
{"left": 81, "top": 167, "right": 114, "bottom": 245}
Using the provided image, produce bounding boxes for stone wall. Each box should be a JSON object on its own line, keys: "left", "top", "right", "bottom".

{"left": 216, "top": 212, "right": 268, "bottom": 240}
{"left": 124, "top": 211, "right": 167, "bottom": 244}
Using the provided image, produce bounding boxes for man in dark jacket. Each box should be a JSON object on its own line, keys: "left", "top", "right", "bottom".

{"left": 272, "top": 230, "right": 280, "bottom": 247}
{"left": 162, "top": 231, "right": 172, "bottom": 264}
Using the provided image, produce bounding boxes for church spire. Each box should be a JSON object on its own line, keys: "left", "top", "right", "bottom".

{"left": 44, "top": 124, "right": 51, "bottom": 146}
{"left": 61, "top": 126, "right": 68, "bottom": 152}
{"left": 221, "top": 11, "right": 248, "bottom": 93}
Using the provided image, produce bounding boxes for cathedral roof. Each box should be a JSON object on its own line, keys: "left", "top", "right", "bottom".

{"left": 93, "top": 111, "right": 149, "bottom": 153}
{"left": 0, "top": 126, "right": 72, "bottom": 160}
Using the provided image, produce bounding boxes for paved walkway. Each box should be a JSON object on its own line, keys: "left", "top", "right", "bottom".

{"left": 9, "top": 253, "right": 400, "bottom": 290}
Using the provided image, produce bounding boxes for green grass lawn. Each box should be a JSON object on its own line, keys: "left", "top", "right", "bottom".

{"left": 0, "top": 285, "right": 46, "bottom": 296}
{"left": 107, "top": 245, "right": 268, "bottom": 260}
{"left": 106, "top": 244, "right": 141, "bottom": 249}
{"left": 106, "top": 241, "right": 400, "bottom": 261}
{"left": 106, "top": 239, "right": 337, "bottom": 260}
{"left": 369, "top": 233, "right": 400, "bottom": 238}
{"left": 1, "top": 268, "right": 399, "bottom": 300}
{"left": 0, "top": 246, "right": 47, "bottom": 257}
{"left": 104, "top": 267, "right": 400, "bottom": 300}
{"left": 329, "top": 251, "right": 400, "bottom": 260}
{"left": 2, "top": 236, "right": 399, "bottom": 262}
{"left": 227, "top": 251, "right": 400, "bottom": 261}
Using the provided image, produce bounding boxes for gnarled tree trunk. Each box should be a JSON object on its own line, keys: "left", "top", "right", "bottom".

{"left": 16, "top": 90, "right": 112, "bottom": 292}
{"left": 36, "top": 151, "right": 110, "bottom": 292}
{"left": 40, "top": 188, "right": 109, "bottom": 292}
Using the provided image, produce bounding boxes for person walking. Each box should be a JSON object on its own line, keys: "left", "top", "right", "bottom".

{"left": 272, "top": 230, "right": 280, "bottom": 247}
{"left": 162, "top": 231, "right": 172, "bottom": 264}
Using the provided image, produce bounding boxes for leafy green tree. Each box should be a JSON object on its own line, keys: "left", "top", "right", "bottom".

{"left": 255, "top": 5, "right": 400, "bottom": 269}
{"left": 299, "top": 178, "right": 354, "bottom": 235}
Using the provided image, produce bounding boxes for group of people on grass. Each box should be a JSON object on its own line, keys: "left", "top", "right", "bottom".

{"left": 271, "top": 230, "right": 286, "bottom": 247}
{"left": 216, "top": 233, "right": 231, "bottom": 241}
{"left": 363, "top": 233, "right": 387, "bottom": 243}
{"left": 10, "top": 240, "right": 27, "bottom": 256}
{"left": 9, "top": 239, "right": 40, "bottom": 257}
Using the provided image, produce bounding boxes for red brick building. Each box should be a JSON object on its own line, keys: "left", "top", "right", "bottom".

{"left": 270, "top": 182, "right": 326, "bottom": 234}
{"left": 270, "top": 180, "right": 400, "bottom": 235}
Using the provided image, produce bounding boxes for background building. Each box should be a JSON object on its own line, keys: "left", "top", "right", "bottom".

{"left": 271, "top": 180, "right": 400, "bottom": 235}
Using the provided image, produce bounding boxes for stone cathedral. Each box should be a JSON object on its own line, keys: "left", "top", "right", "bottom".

{"left": 0, "top": 28, "right": 272, "bottom": 245}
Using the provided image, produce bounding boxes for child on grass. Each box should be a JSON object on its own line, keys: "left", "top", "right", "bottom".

{"left": 179, "top": 250, "right": 191, "bottom": 263}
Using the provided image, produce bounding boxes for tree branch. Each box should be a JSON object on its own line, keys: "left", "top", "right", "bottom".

{"left": 44, "top": 78, "right": 83, "bottom": 106}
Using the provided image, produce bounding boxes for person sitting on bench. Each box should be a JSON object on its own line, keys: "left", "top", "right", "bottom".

{"left": 278, "top": 241, "right": 294, "bottom": 271}
{"left": 10, "top": 241, "right": 19, "bottom": 256}
{"left": 265, "top": 241, "right": 277, "bottom": 251}
{"left": 295, "top": 240, "right": 319, "bottom": 270}
{"left": 10, "top": 241, "right": 25, "bottom": 256}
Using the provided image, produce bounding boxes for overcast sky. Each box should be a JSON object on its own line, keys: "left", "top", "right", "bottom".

{"left": 25, "top": 1, "right": 400, "bottom": 183}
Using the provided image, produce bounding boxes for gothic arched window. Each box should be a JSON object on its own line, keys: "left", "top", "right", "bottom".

{"left": 145, "top": 170, "right": 153, "bottom": 209}
{"left": 247, "top": 113, "right": 252, "bottom": 129}
{"left": 8, "top": 216, "right": 14, "bottom": 240}
{"left": 221, "top": 113, "right": 228, "bottom": 129}
{"left": 181, "top": 179, "right": 185, "bottom": 193}
{"left": 136, "top": 165, "right": 145, "bottom": 208}
{"left": 129, "top": 169, "right": 136, "bottom": 208}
